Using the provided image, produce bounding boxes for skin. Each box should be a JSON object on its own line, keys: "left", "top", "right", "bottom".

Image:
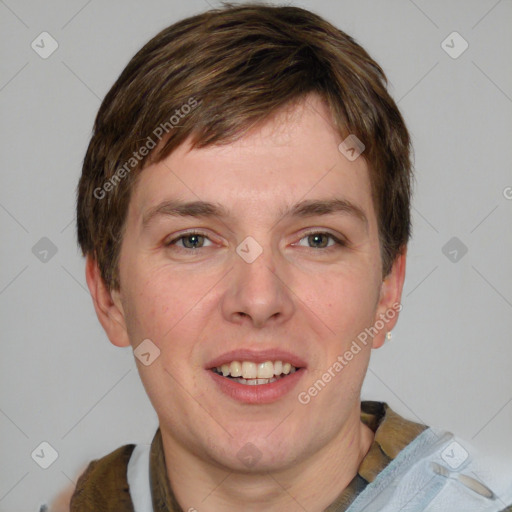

{"left": 86, "top": 94, "right": 406, "bottom": 511}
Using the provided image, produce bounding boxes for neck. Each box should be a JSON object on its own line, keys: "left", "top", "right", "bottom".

{"left": 160, "top": 405, "right": 375, "bottom": 512}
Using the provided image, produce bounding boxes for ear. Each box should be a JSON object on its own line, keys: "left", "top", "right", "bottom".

{"left": 371, "top": 247, "right": 407, "bottom": 349}
{"left": 85, "top": 255, "right": 131, "bottom": 348}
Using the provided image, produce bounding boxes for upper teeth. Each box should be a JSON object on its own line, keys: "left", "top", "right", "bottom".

{"left": 215, "top": 361, "right": 296, "bottom": 379}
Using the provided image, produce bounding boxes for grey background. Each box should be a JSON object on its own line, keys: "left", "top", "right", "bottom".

{"left": 1, "top": 0, "right": 511, "bottom": 510}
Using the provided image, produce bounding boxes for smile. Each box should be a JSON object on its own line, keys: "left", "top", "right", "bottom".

{"left": 206, "top": 350, "right": 306, "bottom": 403}
{"left": 211, "top": 360, "right": 297, "bottom": 385}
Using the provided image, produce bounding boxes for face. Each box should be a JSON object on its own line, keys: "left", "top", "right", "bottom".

{"left": 92, "top": 94, "right": 405, "bottom": 473}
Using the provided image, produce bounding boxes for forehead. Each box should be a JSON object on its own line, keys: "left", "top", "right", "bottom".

{"left": 129, "top": 95, "right": 376, "bottom": 228}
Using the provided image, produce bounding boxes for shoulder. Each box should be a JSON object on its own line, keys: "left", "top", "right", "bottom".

{"left": 386, "top": 429, "right": 512, "bottom": 511}
{"left": 70, "top": 443, "right": 136, "bottom": 512}
{"left": 356, "top": 403, "right": 512, "bottom": 511}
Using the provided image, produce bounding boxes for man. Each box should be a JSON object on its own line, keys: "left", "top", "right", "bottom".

{"left": 71, "top": 3, "right": 512, "bottom": 511}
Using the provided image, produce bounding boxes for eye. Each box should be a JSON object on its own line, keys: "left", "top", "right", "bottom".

{"left": 165, "top": 231, "right": 214, "bottom": 250}
{"left": 295, "top": 231, "right": 346, "bottom": 250}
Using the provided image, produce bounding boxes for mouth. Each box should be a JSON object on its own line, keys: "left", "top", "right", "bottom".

{"left": 210, "top": 360, "right": 299, "bottom": 386}
{"left": 206, "top": 350, "right": 306, "bottom": 404}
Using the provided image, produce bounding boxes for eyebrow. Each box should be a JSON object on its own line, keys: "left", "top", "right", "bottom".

{"left": 142, "top": 198, "right": 368, "bottom": 230}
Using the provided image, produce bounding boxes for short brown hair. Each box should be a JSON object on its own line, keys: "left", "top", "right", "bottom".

{"left": 77, "top": 3, "right": 413, "bottom": 290}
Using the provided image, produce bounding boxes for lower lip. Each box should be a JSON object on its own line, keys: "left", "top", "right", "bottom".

{"left": 208, "top": 368, "right": 306, "bottom": 404}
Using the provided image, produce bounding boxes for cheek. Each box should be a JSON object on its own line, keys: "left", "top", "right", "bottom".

{"left": 301, "top": 267, "right": 380, "bottom": 337}
{"left": 135, "top": 283, "right": 189, "bottom": 342}
{"left": 119, "top": 270, "right": 178, "bottom": 346}
{"left": 125, "top": 267, "right": 216, "bottom": 363}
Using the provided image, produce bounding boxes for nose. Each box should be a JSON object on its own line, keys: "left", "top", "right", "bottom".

{"left": 221, "top": 243, "right": 295, "bottom": 329}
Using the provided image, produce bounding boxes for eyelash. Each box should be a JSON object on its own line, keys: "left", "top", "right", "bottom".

{"left": 298, "top": 231, "right": 348, "bottom": 250}
{"left": 165, "top": 230, "right": 347, "bottom": 252}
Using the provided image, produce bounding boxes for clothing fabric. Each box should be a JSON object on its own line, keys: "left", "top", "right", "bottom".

{"left": 70, "top": 401, "right": 512, "bottom": 511}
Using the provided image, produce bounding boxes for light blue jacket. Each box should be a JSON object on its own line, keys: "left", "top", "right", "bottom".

{"left": 344, "top": 428, "right": 512, "bottom": 511}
